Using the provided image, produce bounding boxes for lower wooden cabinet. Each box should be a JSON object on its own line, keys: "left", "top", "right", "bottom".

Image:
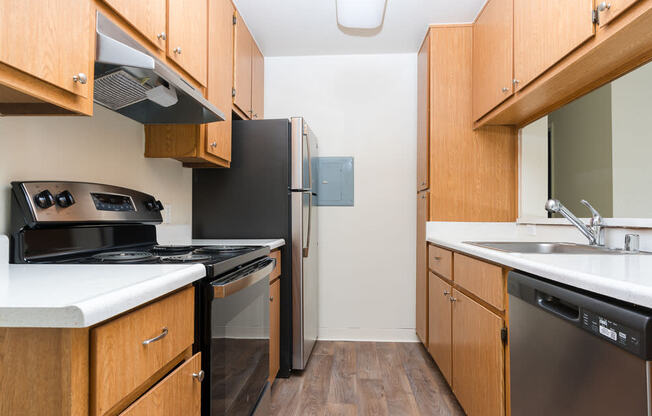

{"left": 425, "top": 244, "right": 508, "bottom": 416}
{"left": 416, "top": 190, "right": 430, "bottom": 345}
{"left": 120, "top": 352, "right": 202, "bottom": 416}
{"left": 428, "top": 272, "right": 452, "bottom": 385}
{"left": 451, "top": 289, "right": 505, "bottom": 416}
{"left": 269, "top": 278, "right": 281, "bottom": 383}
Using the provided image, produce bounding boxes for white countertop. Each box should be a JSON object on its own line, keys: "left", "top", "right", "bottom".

{"left": 427, "top": 222, "right": 652, "bottom": 309}
{"left": 0, "top": 235, "right": 206, "bottom": 328}
{"left": 192, "top": 239, "right": 286, "bottom": 250}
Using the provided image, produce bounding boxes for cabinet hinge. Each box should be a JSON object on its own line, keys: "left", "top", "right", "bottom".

{"left": 500, "top": 327, "right": 508, "bottom": 344}
{"left": 232, "top": 88, "right": 236, "bottom": 98}
{"left": 592, "top": 9, "right": 599, "bottom": 24}
{"left": 233, "top": 14, "right": 237, "bottom": 25}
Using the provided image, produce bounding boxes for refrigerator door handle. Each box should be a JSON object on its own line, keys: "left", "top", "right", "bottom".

{"left": 290, "top": 188, "right": 312, "bottom": 193}
{"left": 303, "top": 192, "right": 312, "bottom": 258}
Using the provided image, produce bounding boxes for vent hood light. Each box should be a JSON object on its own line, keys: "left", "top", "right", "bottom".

{"left": 336, "top": 0, "right": 387, "bottom": 29}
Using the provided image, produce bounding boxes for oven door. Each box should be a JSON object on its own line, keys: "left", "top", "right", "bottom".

{"left": 208, "top": 257, "right": 274, "bottom": 416}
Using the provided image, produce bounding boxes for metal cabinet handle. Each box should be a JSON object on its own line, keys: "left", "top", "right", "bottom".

{"left": 449, "top": 297, "right": 457, "bottom": 303}
{"left": 72, "top": 73, "right": 87, "bottom": 84}
{"left": 597, "top": 1, "right": 611, "bottom": 11}
{"left": 210, "top": 142, "right": 217, "bottom": 148}
{"left": 512, "top": 79, "right": 520, "bottom": 86}
{"left": 253, "top": 114, "right": 258, "bottom": 119}
{"left": 173, "top": 46, "right": 182, "bottom": 54}
{"left": 269, "top": 296, "right": 274, "bottom": 302}
{"left": 157, "top": 32, "right": 167, "bottom": 40}
{"left": 192, "top": 370, "right": 205, "bottom": 382}
{"left": 433, "top": 256, "right": 441, "bottom": 261}
{"left": 502, "top": 87, "right": 509, "bottom": 92}
{"left": 142, "top": 327, "right": 168, "bottom": 345}
{"left": 443, "top": 290, "right": 450, "bottom": 296}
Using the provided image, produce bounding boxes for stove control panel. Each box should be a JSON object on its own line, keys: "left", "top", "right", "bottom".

{"left": 12, "top": 181, "right": 163, "bottom": 226}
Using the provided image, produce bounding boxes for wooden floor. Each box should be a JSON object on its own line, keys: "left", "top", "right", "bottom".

{"left": 270, "top": 341, "right": 465, "bottom": 416}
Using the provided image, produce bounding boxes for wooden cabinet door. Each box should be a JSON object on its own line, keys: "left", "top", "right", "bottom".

{"left": 417, "top": 34, "right": 430, "bottom": 191}
{"left": 416, "top": 190, "right": 430, "bottom": 345}
{"left": 104, "top": 0, "right": 166, "bottom": 51}
{"left": 205, "top": 0, "right": 235, "bottom": 162}
{"left": 514, "top": 0, "right": 595, "bottom": 90}
{"left": 120, "top": 353, "right": 202, "bottom": 416}
{"left": 452, "top": 290, "right": 505, "bottom": 416}
{"left": 472, "top": 0, "right": 514, "bottom": 121}
{"left": 251, "top": 41, "right": 264, "bottom": 119}
{"left": 428, "top": 272, "right": 452, "bottom": 385}
{"left": 596, "top": 0, "right": 641, "bottom": 26}
{"left": 0, "top": 0, "right": 92, "bottom": 98}
{"left": 269, "top": 279, "right": 280, "bottom": 383}
{"left": 233, "top": 12, "right": 253, "bottom": 117}
{"left": 168, "top": 0, "right": 208, "bottom": 86}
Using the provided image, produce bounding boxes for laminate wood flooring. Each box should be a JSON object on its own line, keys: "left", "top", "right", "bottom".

{"left": 270, "top": 341, "right": 465, "bottom": 416}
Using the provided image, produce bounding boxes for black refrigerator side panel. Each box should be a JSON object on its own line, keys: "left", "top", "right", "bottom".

{"left": 192, "top": 118, "right": 294, "bottom": 378}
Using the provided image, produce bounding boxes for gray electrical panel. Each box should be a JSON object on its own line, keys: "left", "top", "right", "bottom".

{"left": 314, "top": 157, "right": 354, "bottom": 206}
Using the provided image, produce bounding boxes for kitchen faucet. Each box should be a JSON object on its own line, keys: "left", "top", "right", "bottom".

{"left": 545, "top": 199, "right": 605, "bottom": 246}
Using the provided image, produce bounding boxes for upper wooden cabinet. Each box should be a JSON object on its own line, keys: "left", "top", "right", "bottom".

{"left": 168, "top": 0, "right": 208, "bottom": 86}
{"left": 233, "top": 13, "right": 253, "bottom": 117}
{"left": 233, "top": 12, "right": 264, "bottom": 120}
{"left": 513, "top": 0, "right": 595, "bottom": 91}
{"left": 205, "top": 0, "right": 235, "bottom": 163}
{"left": 597, "top": 0, "right": 641, "bottom": 25}
{"left": 417, "top": 35, "right": 430, "bottom": 192}
{"left": 0, "top": 0, "right": 94, "bottom": 115}
{"left": 103, "top": 0, "right": 167, "bottom": 51}
{"left": 252, "top": 42, "right": 265, "bottom": 119}
{"left": 472, "top": 0, "right": 514, "bottom": 120}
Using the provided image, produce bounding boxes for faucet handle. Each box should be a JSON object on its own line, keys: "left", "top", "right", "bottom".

{"left": 580, "top": 200, "right": 603, "bottom": 224}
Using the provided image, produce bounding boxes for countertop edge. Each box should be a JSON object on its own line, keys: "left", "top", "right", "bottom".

{"left": 427, "top": 236, "right": 652, "bottom": 310}
{"left": 0, "top": 264, "right": 206, "bottom": 328}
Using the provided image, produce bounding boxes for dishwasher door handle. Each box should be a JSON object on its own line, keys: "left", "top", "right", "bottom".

{"left": 536, "top": 291, "right": 580, "bottom": 322}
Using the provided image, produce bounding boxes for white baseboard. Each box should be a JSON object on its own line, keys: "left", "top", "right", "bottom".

{"left": 317, "top": 327, "right": 419, "bottom": 342}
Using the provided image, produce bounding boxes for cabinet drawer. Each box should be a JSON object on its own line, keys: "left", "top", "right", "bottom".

{"left": 120, "top": 353, "right": 202, "bottom": 416}
{"left": 270, "top": 249, "right": 281, "bottom": 281}
{"left": 91, "top": 287, "right": 195, "bottom": 415}
{"left": 428, "top": 245, "right": 453, "bottom": 280}
{"left": 453, "top": 254, "right": 504, "bottom": 310}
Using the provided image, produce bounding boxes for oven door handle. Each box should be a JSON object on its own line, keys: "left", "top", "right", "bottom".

{"left": 211, "top": 257, "right": 275, "bottom": 299}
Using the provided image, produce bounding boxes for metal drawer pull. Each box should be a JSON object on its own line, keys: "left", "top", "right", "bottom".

{"left": 192, "top": 370, "right": 205, "bottom": 382}
{"left": 72, "top": 73, "right": 87, "bottom": 84}
{"left": 270, "top": 296, "right": 274, "bottom": 302}
{"left": 443, "top": 290, "right": 450, "bottom": 296}
{"left": 597, "top": 1, "right": 611, "bottom": 11}
{"left": 142, "top": 327, "right": 168, "bottom": 345}
{"left": 433, "top": 256, "right": 441, "bottom": 261}
{"left": 449, "top": 297, "right": 457, "bottom": 303}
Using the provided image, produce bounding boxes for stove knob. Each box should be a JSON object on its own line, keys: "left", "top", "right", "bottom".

{"left": 146, "top": 200, "right": 164, "bottom": 211}
{"left": 34, "top": 190, "right": 55, "bottom": 209}
{"left": 55, "top": 190, "right": 75, "bottom": 208}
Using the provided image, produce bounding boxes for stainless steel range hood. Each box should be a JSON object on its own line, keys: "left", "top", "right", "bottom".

{"left": 94, "top": 12, "right": 224, "bottom": 124}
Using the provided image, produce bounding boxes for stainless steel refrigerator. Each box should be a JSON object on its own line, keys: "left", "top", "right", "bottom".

{"left": 192, "top": 117, "right": 319, "bottom": 374}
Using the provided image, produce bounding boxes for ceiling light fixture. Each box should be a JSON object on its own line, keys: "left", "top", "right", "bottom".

{"left": 336, "top": 0, "right": 387, "bottom": 29}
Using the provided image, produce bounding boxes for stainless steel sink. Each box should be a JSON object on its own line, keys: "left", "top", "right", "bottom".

{"left": 464, "top": 241, "right": 644, "bottom": 255}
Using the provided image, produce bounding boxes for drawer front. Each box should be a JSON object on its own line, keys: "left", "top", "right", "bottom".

{"left": 91, "top": 287, "right": 195, "bottom": 415}
{"left": 428, "top": 245, "right": 453, "bottom": 280}
{"left": 270, "top": 249, "right": 281, "bottom": 281}
{"left": 120, "top": 353, "right": 202, "bottom": 416}
{"left": 453, "top": 254, "right": 504, "bottom": 310}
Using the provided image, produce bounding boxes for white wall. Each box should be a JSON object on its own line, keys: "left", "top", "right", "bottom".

{"left": 611, "top": 62, "right": 652, "bottom": 218}
{"left": 0, "top": 105, "right": 192, "bottom": 240}
{"left": 519, "top": 116, "right": 548, "bottom": 219}
{"left": 265, "top": 53, "right": 418, "bottom": 341}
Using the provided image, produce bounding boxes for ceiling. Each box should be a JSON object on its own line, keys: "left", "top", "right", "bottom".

{"left": 233, "top": 0, "right": 487, "bottom": 57}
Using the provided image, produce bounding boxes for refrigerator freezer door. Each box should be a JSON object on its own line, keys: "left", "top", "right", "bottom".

{"left": 291, "top": 117, "right": 319, "bottom": 370}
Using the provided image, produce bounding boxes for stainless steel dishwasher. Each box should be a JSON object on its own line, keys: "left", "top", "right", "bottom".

{"left": 508, "top": 271, "right": 652, "bottom": 416}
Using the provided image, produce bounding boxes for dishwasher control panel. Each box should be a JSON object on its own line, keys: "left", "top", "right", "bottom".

{"left": 582, "top": 309, "right": 642, "bottom": 355}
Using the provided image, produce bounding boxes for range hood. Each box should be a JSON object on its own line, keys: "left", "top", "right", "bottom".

{"left": 94, "top": 12, "right": 224, "bottom": 124}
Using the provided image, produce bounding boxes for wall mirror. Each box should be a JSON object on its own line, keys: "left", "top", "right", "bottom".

{"left": 519, "top": 59, "right": 652, "bottom": 221}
